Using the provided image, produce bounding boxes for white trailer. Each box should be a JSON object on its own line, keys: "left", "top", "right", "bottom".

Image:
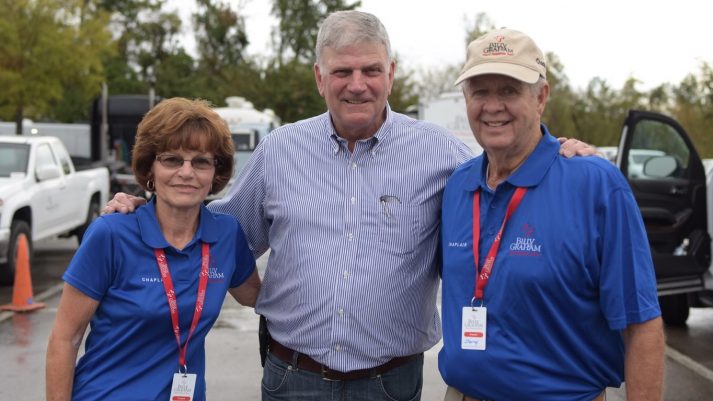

{"left": 418, "top": 92, "right": 482, "bottom": 155}
{"left": 208, "top": 97, "right": 282, "bottom": 200}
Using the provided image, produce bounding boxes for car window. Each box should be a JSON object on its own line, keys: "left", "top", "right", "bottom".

{"left": 628, "top": 120, "right": 690, "bottom": 180}
{"left": 53, "top": 143, "right": 72, "bottom": 175}
{"left": 35, "top": 143, "right": 58, "bottom": 170}
{"left": 0, "top": 143, "right": 30, "bottom": 177}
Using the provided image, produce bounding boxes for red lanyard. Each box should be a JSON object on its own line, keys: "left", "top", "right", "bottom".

{"left": 472, "top": 187, "right": 527, "bottom": 301}
{"left": 154, "top": 242, "right": 210, "bottom": 370}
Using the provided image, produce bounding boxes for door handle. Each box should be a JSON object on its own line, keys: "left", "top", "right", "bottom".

{"left": 669, "top": 186, "right": 687, "bottom": 196}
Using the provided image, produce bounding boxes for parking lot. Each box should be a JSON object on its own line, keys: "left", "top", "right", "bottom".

{"left": 2, "top": 238, "right": 713, "bottom": 400}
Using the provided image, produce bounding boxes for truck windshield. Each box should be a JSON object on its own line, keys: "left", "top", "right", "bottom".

{"left": 0, "top": 143, "right": 30, "bottom": 177}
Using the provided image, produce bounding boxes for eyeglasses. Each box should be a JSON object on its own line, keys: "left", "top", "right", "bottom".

{"left": 155, "top": 154, "right": 217, "bottom": 170}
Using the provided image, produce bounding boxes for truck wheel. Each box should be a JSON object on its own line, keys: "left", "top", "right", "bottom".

{"left": 659, "top": 294, "right": 690, "bottom": 326}
{"left": 0, "top": 220, "right": 32, "bottom": 286}
{"left": 75, "top": 200, "right": 100, "bottom": 243}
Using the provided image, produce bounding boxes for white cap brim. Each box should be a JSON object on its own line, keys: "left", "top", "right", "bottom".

{"left": 454, "top": 62, "right": 541, "bottom": 86}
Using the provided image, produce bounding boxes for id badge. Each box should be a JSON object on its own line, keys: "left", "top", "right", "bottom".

{"left": 169, "top": 373, "right": 197, "bottom": 401}
{"left": 461, "top": 306, "right": 487, "bottom": 350}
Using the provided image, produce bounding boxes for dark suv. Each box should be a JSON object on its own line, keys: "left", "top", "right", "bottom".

{"left": 617, "top": 110, "right": 713, "bottom": 326}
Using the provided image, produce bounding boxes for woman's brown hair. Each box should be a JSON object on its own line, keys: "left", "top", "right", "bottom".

{"left": 132, "top": 97, "right": 234, "bottom": 194}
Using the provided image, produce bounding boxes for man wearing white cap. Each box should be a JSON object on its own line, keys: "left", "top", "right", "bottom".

{"left": 438, "top": 29, "right": 665, "bottom": 401}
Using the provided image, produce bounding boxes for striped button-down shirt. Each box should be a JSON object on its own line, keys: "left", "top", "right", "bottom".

{"left": 209, "top": 106, "right": 473, "bottom": 371}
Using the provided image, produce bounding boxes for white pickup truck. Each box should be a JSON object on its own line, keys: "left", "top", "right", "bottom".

{"left": 0, "top": 136, "right": 109, "bottom": 285}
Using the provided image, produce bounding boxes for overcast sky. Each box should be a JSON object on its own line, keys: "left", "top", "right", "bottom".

{"left": 170, "top": 0, "right": 713, "bottom": 90}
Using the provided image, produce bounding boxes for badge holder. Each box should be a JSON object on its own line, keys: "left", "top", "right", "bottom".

{"left": 461, "top": 297, "right": 487, "bottom": 350}
{"left": 169, "top": 364, "right": 196, "bottom": 401}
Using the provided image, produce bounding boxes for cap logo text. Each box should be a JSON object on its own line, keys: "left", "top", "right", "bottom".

{"left": 482, "top": 41, "right": 513, "bottom": 56}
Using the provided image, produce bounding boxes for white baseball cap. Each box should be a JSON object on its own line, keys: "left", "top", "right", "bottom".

{"left": 454, "top": 28, "right": 547, "bottom": 85}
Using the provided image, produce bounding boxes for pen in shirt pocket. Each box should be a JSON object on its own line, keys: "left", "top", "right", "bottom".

{"left": 379, "top": 195, "right": 401, "bottom": 217}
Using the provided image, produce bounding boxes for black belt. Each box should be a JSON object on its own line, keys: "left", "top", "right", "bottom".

{"left": 269, "top": 339, "right": 421, "bottom": 381}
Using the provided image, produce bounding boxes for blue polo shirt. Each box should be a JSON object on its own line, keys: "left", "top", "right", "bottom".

{"left": 63, "top": 199, "right": 255, "bottom": 401}
{"left": 439, "top": 126, "right": 660, "bottom": 401}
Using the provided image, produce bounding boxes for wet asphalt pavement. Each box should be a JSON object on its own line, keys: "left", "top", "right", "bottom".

{"left": 2, "top": 238, "right": 713, "bottom": 400}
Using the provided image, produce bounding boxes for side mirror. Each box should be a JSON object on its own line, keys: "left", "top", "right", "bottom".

{"left": 36, "top": 164, "right": 62, "bottom": 181}
{"left": 643, "top": 155, "right": 677, "bottom": 178}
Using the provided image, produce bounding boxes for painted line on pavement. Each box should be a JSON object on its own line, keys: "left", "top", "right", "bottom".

{"left": 0, "top": 282, "right": 64, "bottom": 323}
{"left": 666, "top": 345, "right": 713, "bottom": 383}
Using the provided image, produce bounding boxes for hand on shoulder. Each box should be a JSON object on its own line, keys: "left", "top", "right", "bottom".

{"left": 102, "top": 192, "right": 147, "bottom": 215}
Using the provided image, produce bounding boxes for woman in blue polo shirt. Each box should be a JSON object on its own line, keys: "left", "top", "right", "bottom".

{"left": 46, "top": 98, "right": 260, "bottom": 401}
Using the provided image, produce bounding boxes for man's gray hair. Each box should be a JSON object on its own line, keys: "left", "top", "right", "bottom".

{"left": 316, "top": 10, "right": 392, "bottom": 65}
{"left": 529, "top": 77, "right": 548, "bottom": 97}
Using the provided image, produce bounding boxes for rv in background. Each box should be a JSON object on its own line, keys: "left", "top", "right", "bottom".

{"left": 208, "top": 96, "right": 282, "bottom": 200}
{"left": 418, "top": 91, "right": 482, "bottom": 155}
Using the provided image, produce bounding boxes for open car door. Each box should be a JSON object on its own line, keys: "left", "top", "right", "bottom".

{"left": 618, "top": 110, "right": 711, "bottom": 325}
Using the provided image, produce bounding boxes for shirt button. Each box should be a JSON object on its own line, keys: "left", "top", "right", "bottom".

{"left": 335, "top": 344, "right": 341, "bottom": 351}
{"left": 343, "top": 270, "right": 349, "bottom": 279}
{"left": 351, "top": 196, "right": 356, "bottom": 204}
{"left": 338, "top": 308, "right": 344, "bottom": 316}
{"left": 347, "top": 233, "right": 354, "bottom": 241}
{"left": 351, "top": 162, "right": 357, "bottom": 169}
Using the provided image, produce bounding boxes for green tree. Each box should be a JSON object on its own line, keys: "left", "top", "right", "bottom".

{"left": 192, "top": 0, "right": 259, "bottom": 106}
{"left": 261, "top": 61, "right": 325, "bottom": 123}
{"left": 97, "top": 0, "right": 193, "bottom": 96}
{"left": 95, "top": 0, "right": 155, "bottom": 94}
{"left": 48, "top": 1, "right": 115, "bottom": 122}
{"left": 153, "top": 49, "right": 203, "bottom": 99}
{"left": 0, "top": 0, "right": 113, "bottom": 131}
{"left": 570, "top": 77, "right": 622, "bottom": 146}
{"left": 271, "top": 0, "right": 360, "bottom": 66}
{"left": 542, "top": 52, "right": 577, "bottom": 138}
{"left": 647, "top": 83, "right": 671, "bottom": 112}
{"left": 194, "top": 0, "right": 248, "bottom": 72}
{"left": 415, "top": 64, "right": 461, "bottom": 102}
{"left": 669, "top": 63, "right": 713, "bottom": 157}
{"left": 390, "top": 58, "right": 419, "bottom": 114}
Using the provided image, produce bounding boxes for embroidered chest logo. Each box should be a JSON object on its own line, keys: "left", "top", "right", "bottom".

{"left": 508, "top": 223, "right": 542, "bottom": 256}
{"left": 208, "top": 267, "right": 225, "bottom": 282}
{"left": 139, "top": 267, "right": 225, "bottom": 284}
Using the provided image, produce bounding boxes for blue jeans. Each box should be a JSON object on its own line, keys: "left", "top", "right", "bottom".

{"left": 261, "top": 352, "right": 424, "bottom": 401}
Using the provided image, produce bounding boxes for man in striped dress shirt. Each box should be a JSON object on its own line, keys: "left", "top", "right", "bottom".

{"left": 105, "top": 10, "right": 592, "bottom": 401}
{"left": 209, "top": 11, "right": 473, "bottom": 400}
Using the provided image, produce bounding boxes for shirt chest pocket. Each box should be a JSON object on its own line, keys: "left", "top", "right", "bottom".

{"left": 363, "top": 199, "right": 422, "bottom": 256}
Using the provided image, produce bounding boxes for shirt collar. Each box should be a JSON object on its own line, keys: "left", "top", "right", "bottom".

{"left": 463, "top": 124, "right": 559, "bottom": 191}
{"left": 137, "top": 197, "right": 220, "bottom": 249}
{"left": 326, "top": 104, "right": 393, "bottom": 155}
